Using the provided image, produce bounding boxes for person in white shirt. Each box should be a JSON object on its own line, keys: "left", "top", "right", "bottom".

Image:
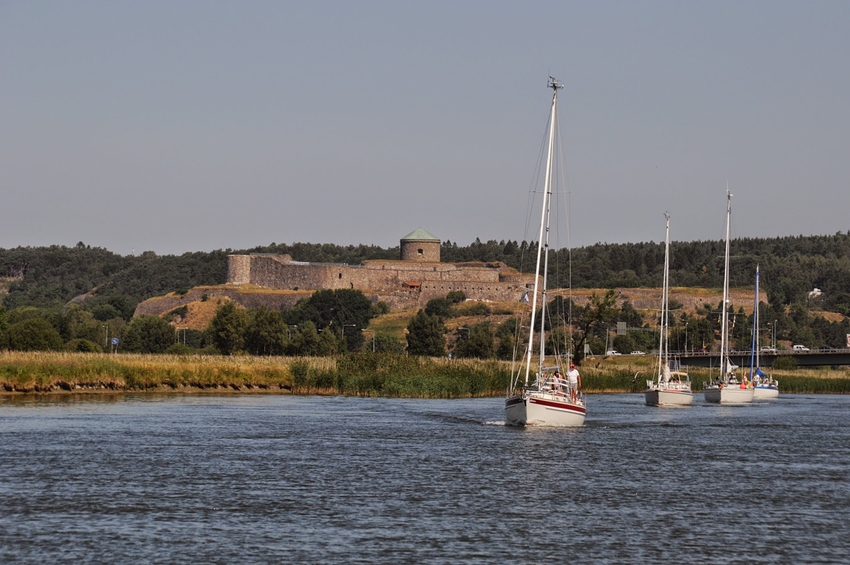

{"left": 567, "top": 363, "right": 581, "bottom": 402}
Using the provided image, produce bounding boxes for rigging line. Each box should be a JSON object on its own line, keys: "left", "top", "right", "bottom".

{"left": 522, "top": 106, "right": 556, "bottom": 247}
{"left": 552, "top": 86, "right": 574, "bottom": 354}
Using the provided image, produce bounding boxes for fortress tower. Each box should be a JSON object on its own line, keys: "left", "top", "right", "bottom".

{"left": 400, "top": 227, "right": 440, "bottom": 262}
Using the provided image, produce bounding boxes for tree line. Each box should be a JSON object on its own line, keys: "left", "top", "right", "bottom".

{"left": 5, "top": 232, "right": 850, "bottom": 312}
{"left": 1, "top": 232, "right": 850, "bottom": 360}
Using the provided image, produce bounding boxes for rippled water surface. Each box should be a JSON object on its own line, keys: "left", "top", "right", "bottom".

{"left": 1, "top": 393, "right": 848, "bottom": 564}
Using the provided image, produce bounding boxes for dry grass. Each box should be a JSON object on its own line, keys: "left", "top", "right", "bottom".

{"left": 0, "top": 351, "right": 337, "bottom": 394}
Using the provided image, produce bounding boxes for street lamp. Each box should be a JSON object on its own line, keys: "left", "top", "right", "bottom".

{"left": 362, "top": 329, "right": 375, "bottom": 352}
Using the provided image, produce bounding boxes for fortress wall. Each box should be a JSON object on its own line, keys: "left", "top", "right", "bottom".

{"left": 227, "top": 255, "right": 252, "bottom": 285}
{"left": 365, "top": 261, "right": 458, "bottom": 273}
{"left": 223, "top": 255, "right": 535, "bottom": 307}
{"left": 133, "top": 287, "right": 310, "bottom": 319}
{"left": 249, "top": 259, "right": 338, "bottom": 289}
{"left": 420, "top": 281, "right": 526, "bottom": 302}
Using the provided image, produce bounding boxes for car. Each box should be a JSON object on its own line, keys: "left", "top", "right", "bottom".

{"left": 760, "top": 346, "right": 777, "bottom": 353}
{"left": 630, "top": 351, "right": 646, "bottom": 355}
{"left": 792, "top": 344, "right": 810, "bottom": 352}
{"left": 606, "top": 350, "right": 622, "bottom": 356}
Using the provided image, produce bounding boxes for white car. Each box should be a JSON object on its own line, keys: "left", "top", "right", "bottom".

{"left": 630, "top": 351, "right": 646, "bottom": 355}
{"left": 606, "top": 350, "right": 622, "bottom": 356}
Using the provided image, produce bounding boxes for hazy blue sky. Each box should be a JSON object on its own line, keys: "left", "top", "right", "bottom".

{"left": 2, "top": 1, "right": 848, "bottom": 256}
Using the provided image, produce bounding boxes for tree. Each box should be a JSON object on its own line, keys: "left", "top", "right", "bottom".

{"left": 424, "top": 297, "right": 454, "bottom": 319}
{"left": 63, "top": 305, "right": 102, "bottom": 343}
{"left": 612, "top": 334, "right": 637, "bottom": 354}
{"left": 288, "top": 321, "right": 339, "bottom": 356}
{"left": 0, "top": 306, "right": 7, "bottom": 343}
{"left": 207, "top": 301, "right": 248, "bottom": 355}
{"left": 406, "top": 310, "right": 446, "bottom": 356}
{"left": 496, "top": 333, "right": 515, "bottom": 361}
{"left": 453, "top": 323, "right": 495, "bottom": 359}
{"left": 570, "top": 290, "right": 620, "bottom": 363}
{"left": 123, "top": 315, "right": 176, "bottom": 353}
{"left": 372, "top": 333, "right": 405, "bottom": 354}
{"left": 244, "top": 307, "right": 288, "bottom": 355}
{"left": 284, "top": 289, "right": 373, "bottom": 351}
{"left": 446, "top": 290, "right": 466, "bottom": 304}
{"left": 5, "top": 318, "right": 64, "bottom": 351}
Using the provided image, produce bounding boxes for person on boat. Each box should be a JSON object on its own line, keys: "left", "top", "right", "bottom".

{"left": 567, "top": 364, "right": 581, "bottom": 402}
{"left": 553, "top": 371, "right": 563, "bottom": 394}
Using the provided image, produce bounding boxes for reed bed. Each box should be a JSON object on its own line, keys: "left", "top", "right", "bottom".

{"left": 1, "top": 351, "right": 848, "bottom": 397}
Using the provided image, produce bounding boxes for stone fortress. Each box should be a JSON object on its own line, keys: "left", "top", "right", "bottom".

{"left": 226, "top": 228, "right": 537, "bottom": 308}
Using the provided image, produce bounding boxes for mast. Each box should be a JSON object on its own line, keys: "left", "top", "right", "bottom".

{"left": 524, "top": 77, "right": 562, "bottom": 385}
{"left": 657, "top": 213, "right": 670, "bottom": 382}
{"left": 720, "top": 189, "right": 732, "bottom": 380}
{"left": 750, "top": 265, "right": 760, "bottom": 379}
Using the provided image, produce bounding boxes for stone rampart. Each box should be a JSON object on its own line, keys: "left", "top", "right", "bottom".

{"left": 225, "top": 254, "right": 537, "bottom": 307}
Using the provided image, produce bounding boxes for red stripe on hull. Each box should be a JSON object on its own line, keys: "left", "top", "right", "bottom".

{"left": 528, "top": 397, "right": 586, "bottom": 415}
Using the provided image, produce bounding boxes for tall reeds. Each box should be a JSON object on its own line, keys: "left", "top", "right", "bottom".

{"left": 1, "top": 351, "right": 848, "bottom": 397}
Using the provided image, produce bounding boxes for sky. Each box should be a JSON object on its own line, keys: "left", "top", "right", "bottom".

{"left": 2, "top": 1, "right": 849, "bottom": 256}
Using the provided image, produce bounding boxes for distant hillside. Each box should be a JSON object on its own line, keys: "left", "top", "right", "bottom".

{"left": 3, "top": 232, "right": 850, "bottom": 317}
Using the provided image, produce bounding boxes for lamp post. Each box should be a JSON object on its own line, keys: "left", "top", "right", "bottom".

{"left": 103, "top": 325, "right": 109, "bottom": 351}
{"left": 362, "top": 329, "right": 375, "bottom": 352}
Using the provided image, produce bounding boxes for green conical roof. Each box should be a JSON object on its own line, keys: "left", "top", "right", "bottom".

{"left": 400, "top": 227, "right": 439, "bottom": 241}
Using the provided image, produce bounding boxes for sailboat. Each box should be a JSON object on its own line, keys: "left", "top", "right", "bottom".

{"left": 703, "top": 190, "right": 754, "bottom": 404}
{"left": 645, "top": 213, "right": 693, "bottom": 406}
{"left": 505, "top": 77, "right": 586, "bottom": 427}
{"left": 750, "top": 265, "right": 780, "bottom": 399}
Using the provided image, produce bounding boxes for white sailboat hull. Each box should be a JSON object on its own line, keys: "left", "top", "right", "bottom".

{"left": 704, "top": 385, "right": 754, "bottom": 404}
{"left": 645, "top": 386, "right": 694, "bottom": 406}
{"left": 505, "top": 392, "right": 586, "bottom": 427}
{"left": 753, "top": 384, "right": 779, "bottom": 399}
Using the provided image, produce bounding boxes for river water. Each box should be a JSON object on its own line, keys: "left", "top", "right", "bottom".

{"left": 1, "top": 393, "right": 848, "bottom": 564}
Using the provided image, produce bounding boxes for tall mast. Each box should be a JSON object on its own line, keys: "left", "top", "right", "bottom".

{"left": 657, "top": 212, "right": 670, "bottom": 381}
{"left": 524, "top": 77, "right": 562, "bottom": 385}
{"left": 720, "top": 189, "right": 732, "bottom": 379}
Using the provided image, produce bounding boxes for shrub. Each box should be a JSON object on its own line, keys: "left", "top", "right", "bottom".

{"left": 773, "top": 356, "right": 798, "bottom": 370}
{"left": 5, "top": 319, "right": 64, "bottom": 351}
{"left": 66, "top": 339, "right": 103, "bottom": 353}
{"left": 446, "top": 290, "right": 466, "bottom": 304}
{"left": 455, "top": 302, "right": 491, "bottom": 316}
{"left": 424, "top": 298, "right": 454, "bottom": 319}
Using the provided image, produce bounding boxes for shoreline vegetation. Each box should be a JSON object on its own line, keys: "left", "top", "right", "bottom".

{"left": 2, "top": 352, "right": 850, "bottom": 397}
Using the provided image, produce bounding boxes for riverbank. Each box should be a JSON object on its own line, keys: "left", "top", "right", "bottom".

{"left": 1, "top": 351, "right": 849, "bottom": 396}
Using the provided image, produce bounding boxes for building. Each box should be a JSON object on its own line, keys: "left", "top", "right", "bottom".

{"left": 226, "top": 228, "right": 535, "bottom": 308}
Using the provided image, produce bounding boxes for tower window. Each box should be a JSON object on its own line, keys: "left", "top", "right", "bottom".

{"left": 418, "top": 248, "right": 424, "bottom": 255}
